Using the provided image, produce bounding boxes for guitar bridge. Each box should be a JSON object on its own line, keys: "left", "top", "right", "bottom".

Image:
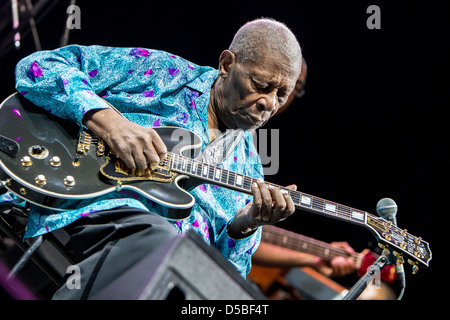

{"left": 76, "top": 130, "right": 106, "bottom": 157}
{"left": 76, "top": 131, "right": 91, "bottom": 154}
{"left": 100, "top": 155, "right": 176, "bottom": 183}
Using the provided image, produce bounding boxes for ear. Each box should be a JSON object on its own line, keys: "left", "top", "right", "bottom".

{"left": 218, "top": 50, "right": 235, "bottom": 78}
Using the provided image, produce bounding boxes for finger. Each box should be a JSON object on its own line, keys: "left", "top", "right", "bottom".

{"left": 143, "top": 145, "right": 161, "bottom": 170}
{"left": 269, "top": 186, "right": 286, "bottom": 219}
{"left": 331, "top": 257, "right": 347, "bottom": 277}
{"left": 258, "top": 180, "right": 273, "bottom": 217}
{"left": 331, "top": 241, "right": 355, "bottom": 255}
{"left": 132, "top": 148, "right": 150, "bottom": 170}
{"left": 282, "top": 189, "right": 295, "bottom": 218}
{"left": 251, "top": 181, "right": 262, "bottom": 212}
{"left": 150, "top": 130, "right": 168, "bottom": 158}
{"left": 120, "top": 151, "right": 137, "bottom": 170}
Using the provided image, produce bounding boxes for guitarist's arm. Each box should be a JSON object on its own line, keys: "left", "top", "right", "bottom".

{"left": 15, "top": 45, "right": 117, "bottom": 125}
{"left": 15, "top": 45, "right": 168, "bottom": 171}
{"left": 252, "top": 240, "right": 356, "bottom": 278}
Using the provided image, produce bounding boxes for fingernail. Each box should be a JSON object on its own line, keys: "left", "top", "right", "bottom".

{"left": 150, "top": 162, "right": 158, "bottom": 170}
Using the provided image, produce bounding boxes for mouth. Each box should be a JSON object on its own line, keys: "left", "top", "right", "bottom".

{"left": 248, "top": 115, "right": 267, "bottom": 127}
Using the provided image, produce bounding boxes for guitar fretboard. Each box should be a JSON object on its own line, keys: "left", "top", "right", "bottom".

{"left": 169, "top": 152, "right": 369, "bottom": 227}
{"left": 167, "top": 151, "right": 431, "bottom": 269}
{"left": 261, "top": 225, "right": 360, "bottom": 265}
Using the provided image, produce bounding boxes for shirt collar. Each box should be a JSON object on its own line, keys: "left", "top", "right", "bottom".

{"left": 186, "top": 69, "right": 219, "bottom": 94}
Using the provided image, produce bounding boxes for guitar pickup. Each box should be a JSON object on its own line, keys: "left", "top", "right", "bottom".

{"left": 0, "top": 135, "right": 20, "bottom": 157}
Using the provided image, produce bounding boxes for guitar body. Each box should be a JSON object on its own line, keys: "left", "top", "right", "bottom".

{"left": 0, "top": 93, "right": 201, "bottom": 219}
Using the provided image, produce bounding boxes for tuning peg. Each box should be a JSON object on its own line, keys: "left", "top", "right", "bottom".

{"left": 394, "top": 251, "right": 405, "bottom": 265}
{"left": 408, "top": 259, "right": 419, "bottom": 275}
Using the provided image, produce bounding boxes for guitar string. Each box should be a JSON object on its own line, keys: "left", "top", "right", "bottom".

{"left": 169, "top": 152, "right": 411, "bottom": 233}
{"left": 261, "top": 226, "right": 359, "bottom": 261}
{"left": 88, "top": 138, "right": 404, "bottom": 232}
{"left": 88, "top": 137, "right": 425, "bottom": 261}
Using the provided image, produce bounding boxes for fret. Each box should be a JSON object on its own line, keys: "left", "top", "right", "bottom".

{"left": 312, "top": 197, "right": 324, "bottom": 212}
{"left": 220, "top": 169, "right": 228, "bottom": 185}
{"left": 171, "top": 154, "right": 180, "bottom": 170}
{"left": 228, "top": 171, "right": 236, "bottom": 186}
{"left": 337, "top": 204, "right": 352, "bottom": 220}
{"left": 243, "top": 176, "right": 253, "bottom": 191}
{"left": 207, "top": 165, "right": 214, "bottom": 180}
{"left": 195, "top": 161, "right": 202, "bottom": 176}
{"left": 177, "top": 155, "right": 182, "bottom": 171}
{"left": 186, "top": 158, "right": 192, "bottom": 173}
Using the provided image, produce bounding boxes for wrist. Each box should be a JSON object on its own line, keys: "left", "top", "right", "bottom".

{"left": 226, "top": 219, "right": 258, "bottom": 239}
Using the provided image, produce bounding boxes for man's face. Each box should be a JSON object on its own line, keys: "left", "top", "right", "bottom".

{"left": 217, "top": 51, "right": 298, "bottom": 130}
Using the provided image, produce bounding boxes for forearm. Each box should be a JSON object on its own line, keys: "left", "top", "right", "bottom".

{"left": 252, "top": 242, "right": 320, "bottom": 268}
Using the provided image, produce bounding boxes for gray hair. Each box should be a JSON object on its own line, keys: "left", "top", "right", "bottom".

{"left": 229, "top": 18, "right": 302, "bottom": 75}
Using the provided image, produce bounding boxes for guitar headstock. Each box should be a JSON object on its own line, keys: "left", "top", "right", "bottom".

{"left": 366, "top": 214, "right": 432, "bottom": 271}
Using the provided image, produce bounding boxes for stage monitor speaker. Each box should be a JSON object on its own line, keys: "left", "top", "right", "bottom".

{"left": 285, "top": 267, "right": 348, "bottom": 300}
{"left": 92, "top": 230, "right": 266, "bottom": 300}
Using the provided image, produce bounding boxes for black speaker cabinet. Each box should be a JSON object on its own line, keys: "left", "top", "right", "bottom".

{"left": 284, "top": 267, "right": 347, "bottom": 300}
{"left": 92, "top": 230, "right": 266, "bottom": 300}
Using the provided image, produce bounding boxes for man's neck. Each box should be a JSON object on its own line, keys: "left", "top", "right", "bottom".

{"left": 207, "top": 86, "right": 226, "bottom": 142}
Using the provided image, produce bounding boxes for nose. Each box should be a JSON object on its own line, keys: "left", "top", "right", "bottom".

{"left": 256, "top": 91, "right": 278, "bottom": 113}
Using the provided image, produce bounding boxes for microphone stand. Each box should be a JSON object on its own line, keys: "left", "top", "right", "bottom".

{"left": 342, "top": 247, "right": 393, "bottom": 300}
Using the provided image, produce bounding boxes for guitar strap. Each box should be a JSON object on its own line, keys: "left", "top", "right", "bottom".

{"left": 0, "top": 135, "right": 20, "bottom": 157}
{"left": 198, "top": 129, "right": 244, "bottom": 247}
{"left": 199, "top": 129, "right": 244, "bottom": 165}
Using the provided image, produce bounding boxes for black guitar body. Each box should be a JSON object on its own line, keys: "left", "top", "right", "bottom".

{"left": 0, "top": 93, "right": 202, "bottom": 220}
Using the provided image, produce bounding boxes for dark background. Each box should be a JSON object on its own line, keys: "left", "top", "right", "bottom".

{"left": 0, "top": 0, "right": 448, "bottom": 301}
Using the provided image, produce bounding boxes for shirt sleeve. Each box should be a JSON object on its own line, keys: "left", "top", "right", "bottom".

{"left": 15, "top": 45, "right": 120, "bottom": 125}
{"left": 211, "top": 132, "right": 265, "bottom": 277}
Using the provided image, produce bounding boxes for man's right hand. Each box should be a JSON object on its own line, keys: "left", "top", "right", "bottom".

{"left": 83, "top": 108, "right": 167, "bottom": 170}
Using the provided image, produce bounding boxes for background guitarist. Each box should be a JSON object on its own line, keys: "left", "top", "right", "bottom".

{"left": 250, "top": 226, "right": 396, "bottom": 299}
{"left": 5, "top": 18, "right": 303, "bottom": 299}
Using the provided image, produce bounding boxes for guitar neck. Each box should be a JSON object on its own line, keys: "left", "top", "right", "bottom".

{"left": 169, "top": 152, "right": 370, "bottom": 229}
{"left": 261, "top": 225, "right": 361, "bottom": 265}
{"left": 168, "top": 151, "right": 431, "bottom": 270}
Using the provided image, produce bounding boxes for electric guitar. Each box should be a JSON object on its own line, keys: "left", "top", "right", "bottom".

{"left": 261, "top": 225, "right": 397, "bottom": 282}
{"left": 0, "top": 93, "right": 432, "bottom": 272}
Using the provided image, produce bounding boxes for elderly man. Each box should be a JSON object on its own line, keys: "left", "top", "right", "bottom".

{"left": 8, "top": 18, "right": 302, "bottom": 299}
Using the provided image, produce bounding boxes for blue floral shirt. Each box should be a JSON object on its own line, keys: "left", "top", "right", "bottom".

{"left": 6, "top": 45, "right": 264, "bottom": 276}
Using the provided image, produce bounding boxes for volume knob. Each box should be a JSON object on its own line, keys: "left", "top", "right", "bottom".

{"left": 50, "top": 156, "right": 61, "bottom": 167}
{"left": 20, "top": 156, "right": 33, "bottom": 167}
{"left": 64, "top": 175, "right": 76, "bottom": 187}
{"left": 35, "top": 174, "right": 47, "bottom": 186}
